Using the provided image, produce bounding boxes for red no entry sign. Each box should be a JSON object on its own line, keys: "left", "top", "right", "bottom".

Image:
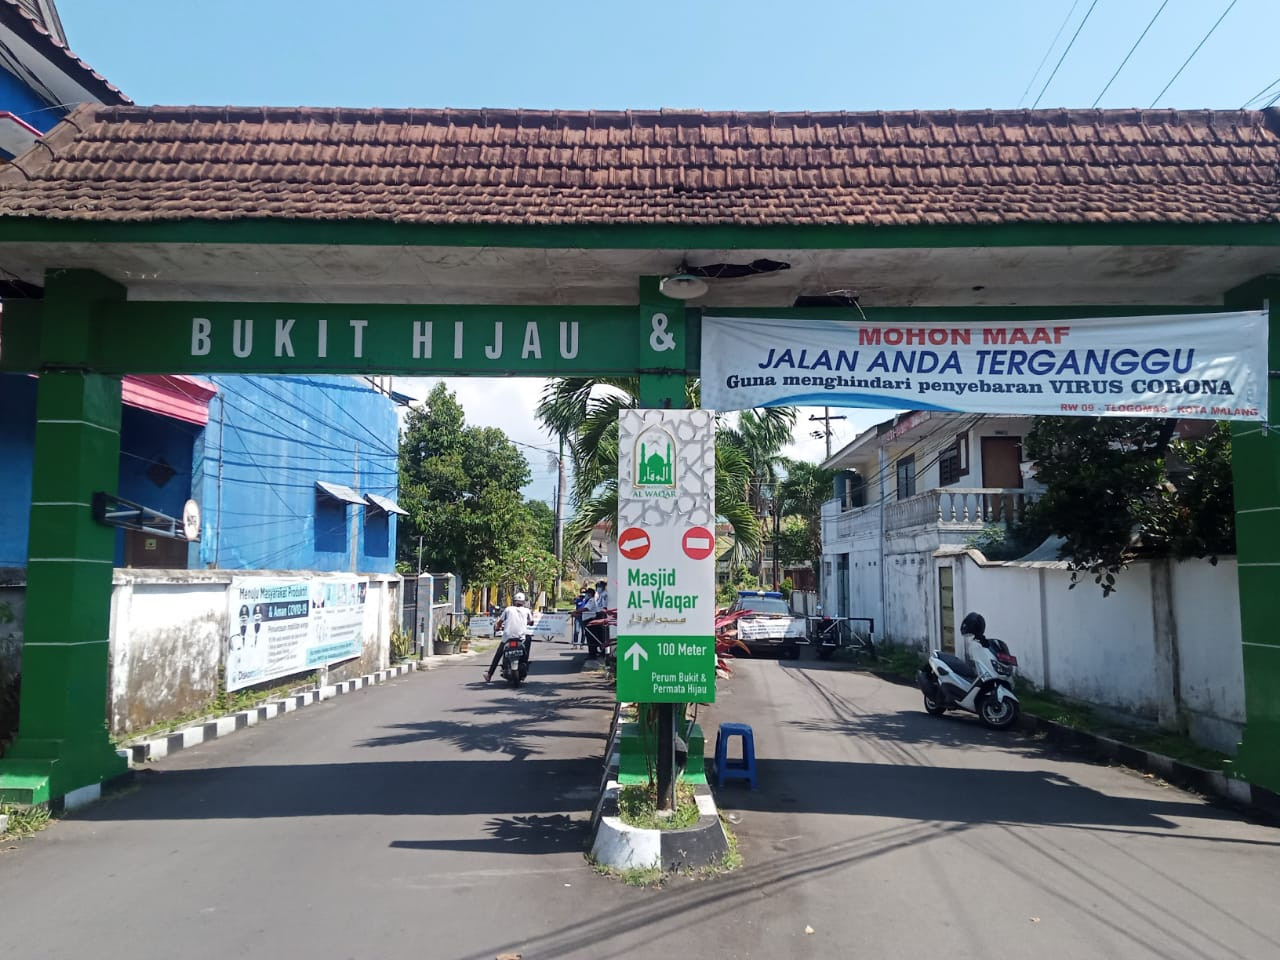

{"left": 682, "top": 526, "right": 715, "bottom": 560}
{"left": 618, "top": 527, "right": 651, "bottom": 560}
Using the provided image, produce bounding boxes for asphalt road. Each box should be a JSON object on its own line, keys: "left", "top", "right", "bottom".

{"left": 2, "top": 646, "right": 1278, "bottom": 960}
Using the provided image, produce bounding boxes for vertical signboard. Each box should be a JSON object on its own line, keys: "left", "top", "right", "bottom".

{"left": 615, "top": 410, "right": 716, "bottom": 703}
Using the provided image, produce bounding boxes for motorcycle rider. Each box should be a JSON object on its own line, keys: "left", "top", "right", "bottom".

{"left": 484, "top": 591, "right": 532, "bottom": 683}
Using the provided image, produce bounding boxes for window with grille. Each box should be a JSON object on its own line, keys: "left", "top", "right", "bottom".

{"left": 896, "top": 455, "right": 916, "bottom": 499}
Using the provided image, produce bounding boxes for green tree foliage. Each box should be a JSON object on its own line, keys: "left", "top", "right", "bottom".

{"left": 398, "top": 383, "right": 537, "bottom": 584}
{"left": 1024, "top": 417, "right": 1235, "bottom": 595}
{"left": 777, "top": 458, "right": 835, "bottom": 575}
{"left": 775, "top": 515, "right": 813, "bottom": 568}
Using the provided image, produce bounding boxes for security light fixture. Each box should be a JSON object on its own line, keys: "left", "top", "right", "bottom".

{"left": 660, "top": 269, "right": 709, "bottom": 300}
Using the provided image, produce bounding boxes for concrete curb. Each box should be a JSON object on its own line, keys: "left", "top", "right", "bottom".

{"left": 1015, "top": 712, "right": 1280, "bottom": 822}
{"left": 588, "top": 707, "right": 729, "bottom": 873}
{"left": 124, "top": 661, "right": 421, "bottom": 765}
{"left": 869, "top": 666, "right": 1280, "bottom": 822}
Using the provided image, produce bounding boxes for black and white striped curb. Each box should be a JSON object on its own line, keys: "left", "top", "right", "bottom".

{"left": 125, "top": 662, "right": 419, "bottom": 765}
{"left": 1018, "top": 713, "right": 1280, "bottom": 822}
{"left": 870, "top": 667, "right": 1280, "bottom": 823}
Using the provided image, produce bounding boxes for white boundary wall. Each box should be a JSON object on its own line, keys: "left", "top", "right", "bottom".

{"left": 937, "top": 549, "right": 1244, "bottom": 754}
{"left": 107, "top": 569, "right": 399, "bottom": 734}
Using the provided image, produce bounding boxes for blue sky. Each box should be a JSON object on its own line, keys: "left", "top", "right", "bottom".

{"left": 51, "top": 0, "right": 1280, "bottom": 502}
{"left": 59, "top": 0, "right": 1277, "bottom": 111}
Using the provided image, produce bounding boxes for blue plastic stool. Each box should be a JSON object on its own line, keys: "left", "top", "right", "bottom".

{"left": 715, "top": 722, "right": 757, "bottom": 789}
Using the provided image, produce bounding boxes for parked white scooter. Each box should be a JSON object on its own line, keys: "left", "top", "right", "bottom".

{"left": 917, "top": 612, "right": 1020, "bottom": 729}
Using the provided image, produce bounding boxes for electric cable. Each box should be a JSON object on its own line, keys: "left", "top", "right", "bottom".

{"left": 1241, "top": 75, "right": 1280, "bottom": 109}
{"left": 1018, "top": 0, "right": 1082, "bottom": 108}
{"left": 1033, "top": 0, "right": 1102, "bottom": 110}
{"left": 1148, "top": 0, "right": 1238, "bottom": 108}
{"left": 1092, "top": 0, "right": 1170, "bottom": 107}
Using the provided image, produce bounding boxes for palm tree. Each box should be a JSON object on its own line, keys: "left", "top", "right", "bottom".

{"left": 718, "top": 408, "right": 798, "bottom": 575}
{"left": 778, "top": 458, "right": 837, "bottom": 577}
{"left": 536, "top": 378, "right": 793, "bottom": 557}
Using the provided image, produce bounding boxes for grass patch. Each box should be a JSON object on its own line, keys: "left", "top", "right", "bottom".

{"left": 1016, "top": 683, "right": 1231, "bottom": 772}
{"left": 114, "top": 671, "right": 322, "bottom": 746}
{"left": 1, "top": 802, "right": 52, "bottom": 838}
{"left": 865, "top": 643, "right": 925, "bottom": 681}
{"left": 588, "top": 856, "right": 666, "bottom": 887}
{"left": 617, "top": 782, "right": 701, "bottom": 831}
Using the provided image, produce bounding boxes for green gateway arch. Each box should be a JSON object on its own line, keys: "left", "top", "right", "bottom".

{"left": 1, "top": 105, "right": 1279, "bottom": 803}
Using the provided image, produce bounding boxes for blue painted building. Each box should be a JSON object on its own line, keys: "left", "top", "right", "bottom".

{"left": 0, "top": 373, "right": 404, "bottom": 573}
{"left": 0, "top": 1, "right": 130, "bottom": 162}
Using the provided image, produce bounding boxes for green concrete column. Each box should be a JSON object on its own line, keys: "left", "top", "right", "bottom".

{"left": 637, "top": 276, "right": 688, "bottom": 408}
{"left": 0, "top": 270, "right": 127, "bottom": 805}
{"left": 1228, "top": 276, "right": 1280, "bottom": 791}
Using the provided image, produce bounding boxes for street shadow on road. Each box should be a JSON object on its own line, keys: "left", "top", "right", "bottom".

{"left": 357, "top": 694, "right": 611, "bottom": 758}
{"left": 710, "top": 756, "right": 1220, "bottom": 829}
{"left": 71, "top": 756, "right": 602, "bottom": 820}
{"left": 389, "top": 813, "right": 583, "bottom": 856}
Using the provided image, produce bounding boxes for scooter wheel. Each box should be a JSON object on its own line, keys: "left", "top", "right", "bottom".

{"left": 923, "top": 690, "right": 947, "bottom": 716}
{"left": 978, "top": 693, "right": 1018, "bottom": 729}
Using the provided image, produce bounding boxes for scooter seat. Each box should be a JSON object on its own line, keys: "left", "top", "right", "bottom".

{"left": 936, "top": 652, "right": 978, "bottom": 681}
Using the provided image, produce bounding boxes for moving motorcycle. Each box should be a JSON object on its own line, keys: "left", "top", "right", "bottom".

{"left": 499, "top": 634, "right": 531, "bottom": 687}
{"left": 917, "top": 612, "right": 1019, "bottom": 729}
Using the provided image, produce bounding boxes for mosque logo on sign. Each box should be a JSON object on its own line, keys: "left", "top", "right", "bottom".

{"left": 633, "top": 425, "right": 677, "bottom": 491}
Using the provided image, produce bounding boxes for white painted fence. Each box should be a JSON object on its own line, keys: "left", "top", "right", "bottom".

{"left": 106, "top": 570, "right": 400, "bottom": 733}
{"left": 938, "top": 550, "right": 1244, "bottom": 754}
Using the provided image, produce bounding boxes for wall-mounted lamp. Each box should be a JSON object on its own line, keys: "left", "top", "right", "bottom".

{"left": 659, "top": 270, "right": 708, "bottom": 300}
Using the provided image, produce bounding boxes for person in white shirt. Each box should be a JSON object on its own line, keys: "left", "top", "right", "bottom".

{"left": 585, "top": 579, "right": 611, "bottom": 658}
{"left": 484, "top": 591, "right": 532, "bottom": 682}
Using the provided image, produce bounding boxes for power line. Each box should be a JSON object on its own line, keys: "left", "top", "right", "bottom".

{"left": 1033, "top": 0, "right": 1102, "bottom": 110}
{"left": 1149, "top": 0, "right": 1239, "bottom": 108}
{"left": 1018, "top": 0, "right": 1082, "bottom": 108}
{"left": 1093, "top": 0, "right": 1170, "bottom": 108}
{"left": 1241, "top": 75, "right": 1280, "bottom": 109}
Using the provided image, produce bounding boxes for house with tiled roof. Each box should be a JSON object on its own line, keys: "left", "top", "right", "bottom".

{"left": 0, "top": 0, "right": 128, "bottom": 160}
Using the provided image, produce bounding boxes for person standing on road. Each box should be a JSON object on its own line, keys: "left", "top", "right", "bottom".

{"left": 572, "top": 588, "right": 589, "bottom": 647}
{"left": 484, "top": 591, "right": 532, "bottom": 683}
{"left": 584, "top": 579, "right": 611, "bottom": 658}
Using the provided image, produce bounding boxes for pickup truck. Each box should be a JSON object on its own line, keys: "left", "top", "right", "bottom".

{"left": 721, "top": 590, "right": 807, "bottom": 659}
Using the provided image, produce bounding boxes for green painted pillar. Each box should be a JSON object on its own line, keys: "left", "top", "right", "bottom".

{"left": 0, "top": 270, "right": 128, "bottom": 805}
{"left": 1227, "top": 276, "right": 1280, "bottom": 791}
{"left": 637, "top": 276, "right": 688, "bottom": 408}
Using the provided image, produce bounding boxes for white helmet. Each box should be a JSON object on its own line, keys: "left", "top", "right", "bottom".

{"left": 514, "top": 592, "right": 527, "bottom": 604}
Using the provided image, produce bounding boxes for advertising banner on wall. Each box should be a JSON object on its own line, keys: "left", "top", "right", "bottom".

{"left": 615, "top": 410, "right": 717, "bottom": 703}
{"left": 701, "top": 311, "right": 1268, "bottom": 421}
{"left": 226, "top": 576, "right": 367, "bottom": 691}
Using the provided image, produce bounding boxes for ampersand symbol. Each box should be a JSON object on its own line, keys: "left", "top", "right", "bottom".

{"left": 649, "top": 313, "right": 676, "bottom": 353}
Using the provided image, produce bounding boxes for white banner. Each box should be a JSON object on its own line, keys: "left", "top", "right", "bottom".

{"left": 226, "top": 576, "right": 366, "bottom": 691}
{"left": 529, "top": 611, "right": 571, "bottom": 641}
{"left": 738, "top": 617, "right": 808, "bottom": 641}
{"left": 701, "top": 311, "right": 1268, "bottom": 421}
{"left": 467, "top": 615, "right": 496, "bottom": 638}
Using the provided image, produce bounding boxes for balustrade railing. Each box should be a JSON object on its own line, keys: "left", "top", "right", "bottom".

{"left": 830, "top": 487, "right": 1038, "bottom": 539}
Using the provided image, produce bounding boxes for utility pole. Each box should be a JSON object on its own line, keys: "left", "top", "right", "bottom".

{"left": 809, "top": 407, "right": 847, "bottom": 460}
{"left": 554, "top": 440, "right": 565, "bottom": 606}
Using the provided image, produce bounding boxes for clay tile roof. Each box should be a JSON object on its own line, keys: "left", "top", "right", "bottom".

{"left": 0, "top": 105, "right": 1277, "bottom": 226}
{"left": 0, "top": 1, "right": 131, "bottom": 107}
